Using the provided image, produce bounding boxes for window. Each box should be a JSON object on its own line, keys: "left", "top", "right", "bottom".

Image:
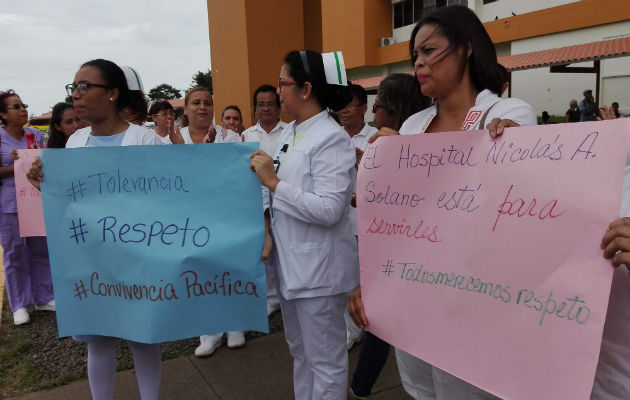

{"left": 394, "top": 2, "right": 403, "bottom": 28}
{"left": 403, "top": 0, "right": 413, "bottom": 26}
{"left": 393, "top": 0, "right": 462, "bottom": 29}
{"left": 413, "top": 0, "right": 423, "bottom": 21}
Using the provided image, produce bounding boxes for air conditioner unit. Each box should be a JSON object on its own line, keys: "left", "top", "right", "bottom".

{"left": 380, "top": 37, "right": 395, "bottom": 47}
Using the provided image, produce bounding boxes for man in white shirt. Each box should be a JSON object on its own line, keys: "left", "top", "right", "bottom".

{"left": 242, "top": 85, "right": 287, "bottom": 155}
{"left": 242, "top": 84, "right": 286, "bottom": 316}
{"left": 337, "top": 83, "right": 378, "bottom": 152}
{"left": 337, "top": 83, "right": 378, "bottom": 350}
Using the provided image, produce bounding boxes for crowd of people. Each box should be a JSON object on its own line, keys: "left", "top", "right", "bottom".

{"left": 1, "top": 5, "right": 629, "bottom": 400}
{"left": 538, "top": 89, "right": 625, "bottom": 125}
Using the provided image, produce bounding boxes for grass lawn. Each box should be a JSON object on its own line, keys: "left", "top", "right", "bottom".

{"left": 0, "top": 292, "right": 82, "bottom": 398}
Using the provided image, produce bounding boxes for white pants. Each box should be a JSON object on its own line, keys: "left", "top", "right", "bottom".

{"left": 395, "top": 348, "right": 499, "bottom": 400}
{"left": 590, "top": 339, "right": 630, "bottom": 399}
{"left": 280, "top": 292, "right": 348, "bottom": 400}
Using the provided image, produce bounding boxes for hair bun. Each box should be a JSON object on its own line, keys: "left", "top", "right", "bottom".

{"left": 326, "top": 85, "right": 353, "bottom": 112}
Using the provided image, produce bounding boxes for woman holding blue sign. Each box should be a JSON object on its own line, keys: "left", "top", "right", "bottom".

{"left": 28, "top": 59, "right": 163, "bottom": 400}
{"left": 249, "top": 50, "right": 358, "bottom": 399}
{"left": 0, "top": 89, "right": 54, "bottom": 326}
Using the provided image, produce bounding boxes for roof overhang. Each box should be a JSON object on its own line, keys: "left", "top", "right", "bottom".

{"left": 353, "top": 37, "right": 630, "bottom": 90}
{"left": 498, "top": 37, "right": 630, "bottom": 71}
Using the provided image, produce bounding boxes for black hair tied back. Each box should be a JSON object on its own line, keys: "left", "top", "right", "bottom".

{"left": 284, "top": 50, "right": 353, "bottom": 112}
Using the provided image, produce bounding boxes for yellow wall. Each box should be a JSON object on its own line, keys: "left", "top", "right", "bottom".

{"left": 208, "top": 0, "right": 629, "bottom": 124}
{"left": 207, "top": 1, "right": 251, "bottom": 125}
{"left": 208, "top": 0, "right": 304, "bottom": 127}
{"left": 321, "top": 0, "right": 629, "bottom": 68}
{"left": 318, "top": 0, "right": 392, "bottom": 68}
{"left": 304, "top": 0, "right": 323, "bottom": 51}
{"left": 320, "top": 1, "right": 366, "bottom": 68}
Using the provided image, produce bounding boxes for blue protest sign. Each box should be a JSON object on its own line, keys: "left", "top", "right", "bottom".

{"left": 41, "top": 143, "right": 267, "bottom": 343}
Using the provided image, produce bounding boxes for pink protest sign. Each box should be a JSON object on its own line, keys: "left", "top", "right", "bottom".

{"left": 357, "top": 119, "right": 630, "bottom": 400}
{"left": 15, "top": 149, "right": 46, "bottom": 237}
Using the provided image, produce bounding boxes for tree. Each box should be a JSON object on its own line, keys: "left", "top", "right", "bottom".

{"left": 64, "top": 95, "right": 73, "bottom": 104}
{"left": 148, "top": 84, "right": 182, "bottom": 101}
{"left": 189, "top": 69, "right": 212, "bottom": 94}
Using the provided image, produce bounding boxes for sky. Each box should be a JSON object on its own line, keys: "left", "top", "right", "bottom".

{"left": 0, "top": 0, "right": 211, "bottom": 117}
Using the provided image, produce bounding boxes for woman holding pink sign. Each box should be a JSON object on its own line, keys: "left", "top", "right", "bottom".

{"left": 361, "top": 5, "right": 630, "bottom": 400}
{"left": 363, "top": 6, "right": 536, "bottom": 399}
{"left": 0, "top": 89, "right": 54, "bottom": 326}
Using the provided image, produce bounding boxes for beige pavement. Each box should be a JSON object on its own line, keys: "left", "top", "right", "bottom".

{"left": 10, "top": 332, "right": 409, "bottom": 399}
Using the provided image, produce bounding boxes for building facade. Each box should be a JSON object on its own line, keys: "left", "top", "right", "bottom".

{"left": 207, "top": 0, "right": 629, "bottom": 125}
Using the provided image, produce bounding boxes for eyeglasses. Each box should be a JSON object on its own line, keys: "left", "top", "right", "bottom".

{"left": 256, "top": 102, "right": 277, "bottom": 109}
{"left": 278, "top": 80, "right": 298, "bottom": 88}
{"left": 372, "top": 103, "right": 386, "bottom": 113}
{"left": 154, "top": 111, "right": 175, "bottom": 117}
{"left": 6, "top": 103, "right": 28, "bottom": 110}
{"left": 66, "top": 82, "right": 111, "bottom": 97}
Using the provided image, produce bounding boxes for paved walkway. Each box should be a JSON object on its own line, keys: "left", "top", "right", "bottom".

{"left": 10, "top": 332, "right": 408, "bottom": 399}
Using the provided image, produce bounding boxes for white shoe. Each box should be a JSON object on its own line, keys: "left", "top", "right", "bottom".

{"left": 346, "top": 330, "right": 365, "bottom": 350}
{"left": 13, "top": 308, "right": 30, "bottom": 325}
{"left": 194, "top": 334, "right": 225, "bottom": 357}
{"left": 34, "top": 300, "right": 56, "bottom": 311}
{"left": 226, "top": 331, "right": 245, "bottom": 349}
{"left": 267, "top": 303, "right": 280, "bottom": 316}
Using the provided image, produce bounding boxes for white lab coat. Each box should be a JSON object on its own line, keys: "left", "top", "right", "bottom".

{"left": 268, "top": 110, "right": 359, "bottom": 399}
{"left": 590, "top": 142, "right": 630, "bottom": 399}
{"left": 178, "top": 125, "right": 240, "bottom": 144}
{"left": 348, "top": 123, "right": 378, "bottom": 236}
{"left": 67, "top": 124, "right": 163, "bottom": 148}
{"left": 242, "top": 120, "right": 287, "bottom": 155}
{"left": 399, "top": 89, "right": 536, "bottom": 135}
{"left": 350, "top": 122, "right": 379, "bottom": 151}
{"left": 269, "top": 110, "right": 359, "bottom": 300}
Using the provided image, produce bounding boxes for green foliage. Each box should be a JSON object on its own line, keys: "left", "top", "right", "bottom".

{"left": 148, "top": 84, "right": 182, "bottom": 101}
{"left": 189, "top": 69, "right": 212, "bottom": 94}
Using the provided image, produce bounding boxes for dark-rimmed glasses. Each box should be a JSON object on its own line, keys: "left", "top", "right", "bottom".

{"left": 66, "top": 82, "right": 111, "bottom": 97}
{"left": 372, "top": 103, "right": 386, "bottom": 113}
